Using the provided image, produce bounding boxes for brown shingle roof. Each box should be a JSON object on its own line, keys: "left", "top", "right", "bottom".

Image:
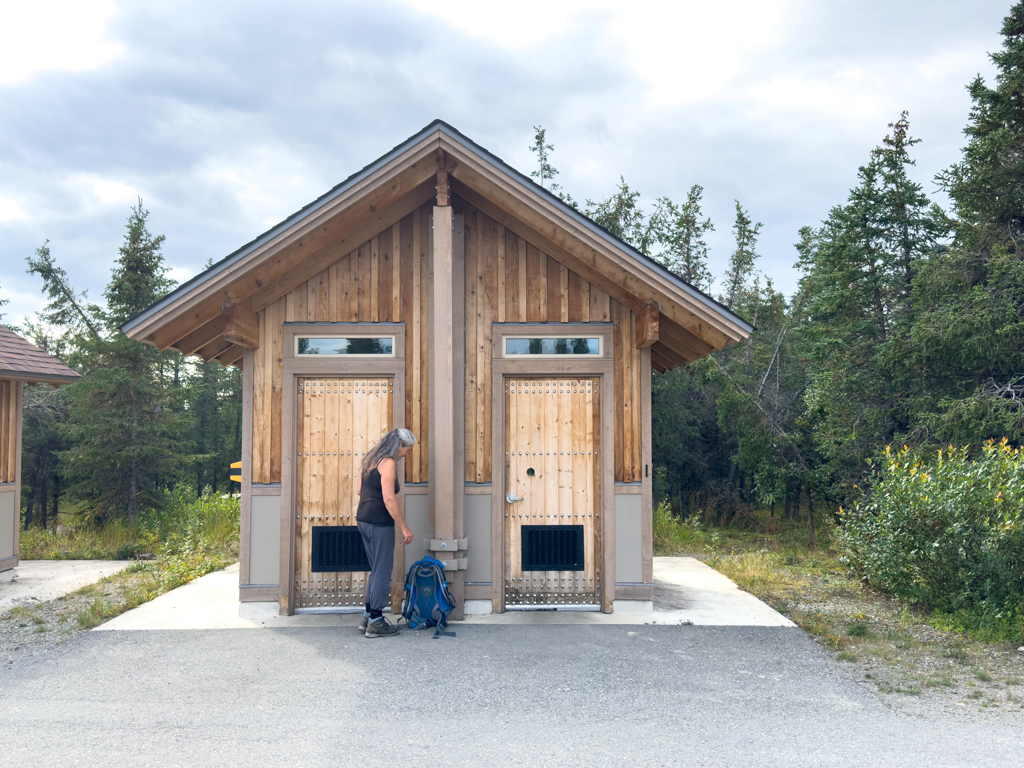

{"left": 0, "top": 325, "right": 80, "bottom": 383}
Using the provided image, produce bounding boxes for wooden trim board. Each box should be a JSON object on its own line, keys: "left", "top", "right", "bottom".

{"left": 239, "top": 348, "right": 255, "bottom": 588}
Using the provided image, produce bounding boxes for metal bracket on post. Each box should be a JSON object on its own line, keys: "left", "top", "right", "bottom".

{"left": 423, "top": 538, "right": 468, "bottom": 552}
{"left": 441, "top": 558, "right": 468, "bottom": 571}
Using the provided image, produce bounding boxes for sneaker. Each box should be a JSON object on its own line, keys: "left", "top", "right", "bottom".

{"left": 359, "top": 613, "right": 370, "bottom": 633}
{"left": 364, "top": 616, "right": 400, "bottom": 638}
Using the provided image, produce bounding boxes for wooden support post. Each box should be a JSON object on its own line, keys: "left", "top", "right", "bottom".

{"left": 636, "top": 304, "right": 659, "bottom": 349}
{"left": 429, "top": 204, "right": 464, "bottom": 618}
{"left": 437, "top": 169, "right": 449, "bottom": 207}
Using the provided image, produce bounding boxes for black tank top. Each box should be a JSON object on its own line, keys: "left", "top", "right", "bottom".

{"left": 356, "top": 465, "right": 400, "bottom": 526}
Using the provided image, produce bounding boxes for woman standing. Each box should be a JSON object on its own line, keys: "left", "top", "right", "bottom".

{"left": 356, "top": 428, "right": 416, "bottom": 637}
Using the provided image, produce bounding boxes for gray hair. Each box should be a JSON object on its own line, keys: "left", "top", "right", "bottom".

{"left": 362, "top": 428, "right": 416, "bottom": 478}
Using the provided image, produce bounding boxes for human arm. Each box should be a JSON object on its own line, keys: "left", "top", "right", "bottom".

{"left": 378, "top": 457, "right": 413, "bottom": 544}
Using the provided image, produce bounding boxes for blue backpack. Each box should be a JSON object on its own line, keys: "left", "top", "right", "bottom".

{"left": 402, "top": 556, "right": 457, "bottom": 638}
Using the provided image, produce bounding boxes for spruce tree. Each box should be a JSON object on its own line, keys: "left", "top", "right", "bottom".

{"left": 586, "top": 178, "right": 658, "bottom": 252}
{"left": 58, "top": 202, "right": 183, "bottom": 523}
{"left": 653, "top": 185, "right": 714, "bottom": 290}
{"left": 909, "top": 2, "right": 1024, "bottom": 444}
{"left": 797, "top": 114, "right": 947, "bottom": 495}
{"left": 723, "top": 201, "right": 761, "bottom": 309}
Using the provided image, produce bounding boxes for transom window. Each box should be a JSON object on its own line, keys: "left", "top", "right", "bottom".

{"left": 296, "top": 337, "right": 395, "bottom": 356}
{"left": 503, "top": 337, "right": 601, "bottom": 357}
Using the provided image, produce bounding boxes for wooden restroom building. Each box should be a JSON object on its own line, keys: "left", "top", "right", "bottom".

{"left": 0, "top": 326, "right": 81, "bottom": 576}
{"left": 123, "top": 121, "right": 751, "bottom": 617}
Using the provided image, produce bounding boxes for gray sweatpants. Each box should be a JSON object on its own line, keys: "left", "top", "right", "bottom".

{"left": 357, "top": 521, "right": 395, "bottom": 613}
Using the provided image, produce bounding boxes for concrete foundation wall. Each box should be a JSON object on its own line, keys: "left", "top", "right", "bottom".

{"left": 0, "top": 488, "right": 16, "bottom": 569}
{"left": 614, "top": 493, "right": 643, "bottom": 584}
{"left": 404, "top": 493, "right": 430, "bottom": 567}
{"left": 249, "top": 495, "right": 281, "bottom": 586}
{"left": 464, "top": 493, "right": 491, "bottom": 584}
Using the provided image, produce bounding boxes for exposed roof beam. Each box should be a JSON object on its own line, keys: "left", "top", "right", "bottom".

{"left": 636, "top": 304, "right": 659, "bottom": 349}
{"left": 652, "top": 342, "right": 690, "bottom": 369}
{"left": 171, "top": 314, "right": 227, "bottom": 355}
{"left": 215, "top": 345, "right": 245, "bottom": 367}
{"left": 659, "top": 316, "right": 714, "bottom": 358}
{"left": 223, "top": 305, "right": 259, "bottom": 349}
{"left": 164, "top": 305, "right": 259, "bottom": 354}
{"left": 650, "top": 348, "right": 672, "bottom": 373}
{"left": 199, "top": 338, "right": 233, "bottom": 363}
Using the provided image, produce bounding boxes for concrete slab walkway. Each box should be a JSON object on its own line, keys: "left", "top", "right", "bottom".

{"left": 0, "top": 560, "right": 130, "bottom": 612}
{"left": 97, "top": 556, "right": 793, "bottom": 630}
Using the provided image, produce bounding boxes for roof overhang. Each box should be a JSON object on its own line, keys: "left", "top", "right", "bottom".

{"left": 122, "top": 120, "right": 751, "bottom": 369}
{"left": 0, "top": 371, "right": 80, "bottom": 385}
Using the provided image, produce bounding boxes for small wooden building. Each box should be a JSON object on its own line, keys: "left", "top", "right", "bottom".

{"left": 0, "top": 326, "right": 81, "bottom": 574}
{"left": 123, "top": 121, "right": 751, "bottom": 616}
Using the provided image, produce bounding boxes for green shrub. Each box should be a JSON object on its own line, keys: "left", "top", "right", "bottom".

{"left": 653, "top": 500, "right": 720, "bottom": 554}
{"left": 838, "top": 441, "right": 1024, "bottom": 639}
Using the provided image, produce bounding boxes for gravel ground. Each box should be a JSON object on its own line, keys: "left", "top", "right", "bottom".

{"left": 771, "top": 569, "right": 1024, "bottom": 724}
{"left": 1, "top": 576, "right": 136, "bottom": 669}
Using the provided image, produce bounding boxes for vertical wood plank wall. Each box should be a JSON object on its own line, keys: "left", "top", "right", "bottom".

{"left": 0, "top": 379, "right": 18, "bottom": 484}
{"left": 250, "top": 197, "right": 645, "bottom": 486}
{"left": 463, "top": 202, "right": 643, "bottom": 483}
{"left": 252, "top": 204, "right": 431, "bottom": 485}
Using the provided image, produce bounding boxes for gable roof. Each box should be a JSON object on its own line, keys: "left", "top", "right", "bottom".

{"left": 0, "top": 326, "right": 81, "bottom": 384}
{"left": 122, "top": 120, "right": 752, "bottom": 370}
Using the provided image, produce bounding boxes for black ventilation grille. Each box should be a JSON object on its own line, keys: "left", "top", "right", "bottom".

{"left": 521, "top": 525, "right": 585, "bottom": 571}
{"left": 312, "top": 526, "right": 370, "bottom": 572}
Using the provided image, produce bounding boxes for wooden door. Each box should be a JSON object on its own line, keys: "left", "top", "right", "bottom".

{"left": 295, "top": 377, "right": 393, "bottom": 611}
{"left": 504, "top": 377, "right": 602, "bottom": 608}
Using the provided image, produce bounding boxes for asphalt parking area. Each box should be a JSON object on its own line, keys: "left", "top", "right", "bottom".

{"left": 2, "top": 624, "right": 1020, "bottom": 767}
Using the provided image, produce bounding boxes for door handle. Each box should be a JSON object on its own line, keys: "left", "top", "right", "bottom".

{"left": 506, "top": 492, "right": 523, "bottom": 504}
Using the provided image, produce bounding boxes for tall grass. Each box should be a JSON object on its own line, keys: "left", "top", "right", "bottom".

{"left": 653, "top": 500, "right": 721, "bottom": 554}
{"left": 20, "top": 486, "right": 239, "bottom": 562}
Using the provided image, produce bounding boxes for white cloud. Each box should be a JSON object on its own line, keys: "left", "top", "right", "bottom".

{"left": 0, "top": 0, "right": 124, "bottom": 84}
{"left": 397, "top": 0, "right": 791, "bottom": 105}
{"left": 89, "top": 177, "right": 138, "bottom": 206}
{"left": 0, "top": 194, "right": 28, "bottom": 223}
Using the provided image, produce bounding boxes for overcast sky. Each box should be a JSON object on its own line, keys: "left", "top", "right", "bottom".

{"left": 0, "top": 0, "right": 1011, "bottom": 327}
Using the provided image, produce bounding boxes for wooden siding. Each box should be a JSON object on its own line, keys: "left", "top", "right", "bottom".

{"left": 0, "top": 379, "right": 18, "bottom": 484}
{"left": 463, "top": 202, "right": 643, "bottom": 484}
{"left": 251, "top": 204, "right": 430, "bottom": 485}
{"left": 251, "top": 198, "right": 645, "bottom": 486}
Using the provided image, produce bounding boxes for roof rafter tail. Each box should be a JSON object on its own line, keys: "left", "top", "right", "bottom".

{"left": 652, "top": 343, "right": 689, "bottom": 370}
